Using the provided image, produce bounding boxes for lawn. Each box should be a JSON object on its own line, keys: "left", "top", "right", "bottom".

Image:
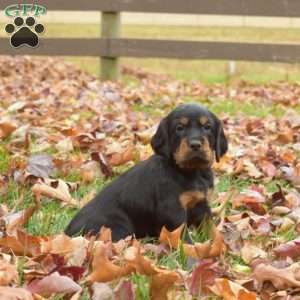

{"left": 0, "top": 23, "right": 300, "bottom": 299}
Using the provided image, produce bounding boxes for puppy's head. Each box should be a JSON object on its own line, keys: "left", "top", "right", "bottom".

{"left": 151, "top": 104, "right": 228, "bottom": 170}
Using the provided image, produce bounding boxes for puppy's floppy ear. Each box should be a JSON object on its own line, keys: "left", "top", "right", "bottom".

{"left": 151, "top": 117, "right": 170, "bottom": 158}
{"left": 213, "top": 116, "right": 228, "bottom": 163}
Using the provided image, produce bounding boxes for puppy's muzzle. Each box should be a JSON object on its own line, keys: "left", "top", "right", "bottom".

{"left": 188, "top": 139, "right": 202, "bottom": 152}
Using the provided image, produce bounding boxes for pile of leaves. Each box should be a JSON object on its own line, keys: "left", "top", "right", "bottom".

{"left": 0, "top": 56, "right": 300, "bottom": 299}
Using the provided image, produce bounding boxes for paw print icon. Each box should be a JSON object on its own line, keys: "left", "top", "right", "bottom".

{"left": 5, "top": 16, "right": 44, "bottom": 48}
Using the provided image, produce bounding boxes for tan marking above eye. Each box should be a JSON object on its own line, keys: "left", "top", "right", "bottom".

{"left": 179, "top": 117, "right": 189, "bottom": 125}
{"left": 199, "top": 116, "right": 209, "bottom": 125}
{"left": 179, "top": 190, "right": 207, "bottom": 209}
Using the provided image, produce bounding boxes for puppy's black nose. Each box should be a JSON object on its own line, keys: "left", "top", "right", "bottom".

{"left": 189, "top": 140, "right": 201, "bottom": 151}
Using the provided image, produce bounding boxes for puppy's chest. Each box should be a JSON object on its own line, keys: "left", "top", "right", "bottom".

{"left": 179, "top": 187, "right": 213, "bottom": 209}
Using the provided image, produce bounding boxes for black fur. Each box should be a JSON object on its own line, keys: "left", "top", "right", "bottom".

{"left": 65, "top": 104, "right": 228, "bottom": 241}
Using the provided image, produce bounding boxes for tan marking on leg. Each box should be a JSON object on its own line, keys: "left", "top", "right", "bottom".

{"left": 179, "top": 191, "right": 206, "bottom": 209}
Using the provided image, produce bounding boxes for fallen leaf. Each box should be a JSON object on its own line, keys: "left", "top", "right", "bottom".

{"left": 0, "top": 259, "right": 18, "bottom": 285}
{"left": 27, "top": 271, "right": 81, "bottom": 297}
{"left": 91, "top": 282, "right": 113, "bottom": 300}
{"left": 114, "top": 280, "right": 135, "bottom": 300}
{"left": 0, "top": 286, "right": 33, "bottom": 300}
{"left": 5, "top": 197, "right": 40, "bottom": 234}
{"left": 124, "top": 245, "right": 180, "bottom": 300}
{"left": 80, "top": 161, "right": 103, "bottom": 183}
{"left": 259, "top": 160, "right": 277, "bottom": 178}
{"left": 150, "top": 269, "right": 179, "bottom": 300}
{"left": 241, "top": 243, "right": 267, "bottom": 264}
{"left": 210, "top": 278, "right": 257, "bottom": 300}
{"left": 253, "top": 262, "right": 300, "bottom": 290}
{"left": 159, "top": 224, "right": 185, "bottom": 249}
{"left": 98, "top": 226, "right": 112, "bottom": 242}
{"left": 32, "top": 179, "right": 77, "bottom": 207}
{"left": 184, "top": 226, "right": 225, "bottom": 259}
{"left": 0, "top": 230, "right": 48, "bottom": 256}
{"left": 56, "top": 137, "right": 74, "bottom": 153}
{"left": 273, "top": 239, "right": 300, "bottom": 259}
{"left": 0, "top": 122, "right": 17, "bottom": 139}
{"left": 87, "top": 242, "right": 133, "bottom": 282}
{"left": 188, "top": 259, "right": 223, "bottom": 296}
{"left": 26, "top": 154, "right": 55, "bottom": 178}
{"left": 91, "top": 152, "right": 114, "bottom": 178}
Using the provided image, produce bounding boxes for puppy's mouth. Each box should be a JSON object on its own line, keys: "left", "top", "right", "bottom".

{"left": 178, "top": 153, "right": 212, "bottom": 170}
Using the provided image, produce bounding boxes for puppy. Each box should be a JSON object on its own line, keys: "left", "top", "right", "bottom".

{"left": 65, "top": 104, "right": 228, "bottom": 241}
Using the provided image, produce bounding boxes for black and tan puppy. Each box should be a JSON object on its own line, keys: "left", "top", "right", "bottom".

{"left": 65, "top": 104, "right": 228, "bottom": 241}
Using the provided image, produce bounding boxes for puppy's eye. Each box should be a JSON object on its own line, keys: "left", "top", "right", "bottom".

{"left": 176, "top": 124, "right": 185, "bottom": 132}
{"left": 204, "top": 123, "right": 211, "bottom": 130}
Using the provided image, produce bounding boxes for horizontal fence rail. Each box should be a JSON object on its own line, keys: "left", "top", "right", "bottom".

{"left": 1, "top": 1, "right": 300, "bottom": 79}
{"left": 1, "top": 0, "right": 300, "bottom": 16}
{"left": 1, "top": 38, "right": 300, "bottom": 64}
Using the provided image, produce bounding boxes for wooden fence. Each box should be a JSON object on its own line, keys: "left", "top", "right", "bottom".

{"left": 1, "top": 0, "right": 300, "bottom": 80}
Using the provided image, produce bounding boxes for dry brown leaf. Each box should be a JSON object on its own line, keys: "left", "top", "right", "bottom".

{"left": 184, "top": 226, "right": 225, "bottom": 259}
{"left": 188, "top": 259, "right": 224, "bottom": 296}
{"left": 27, "top": 271, "right": 81, "bottom": 297}
{"left": 253, "top": 262, "right": 300, "bottom": 290}
{"left": 98, "top": 226, "right": 112, "bottom": 242}
{"left": 32, "top": 179, "right": 77, "bottom": 207}
{"left": 91, "top": 282, "right": 113, "bottom": 300}
{"left": 0, "top": 229, "right": 51, "bottom": 257}
{"left": 0, "top": 259, "right": 18, "bottom": 285}
{"left": 150, "top": 270, "right": 179, "bottom": 300}
{"left": 276, "top": 128, "right": 294, "bottom": 144}
{"left": 273, "top": 238, "right": 300, "bottom": 259}
{"left": 109, "top": 145, "right": 135, "bottom": 166}
{"left": 183, "top": 241, "right": 211, "bottom": 259}
{"left": 241, "top": 243, "right": 267, "bottom": 264}
{"left": 210, "top": 278, "right": 257, "bottom": 300}
{"left": 5, "top": 197, "right": 40, "bottom": 235}
{"left": 0, "top": 235, "right": 24, "bottom": 255}
{"left": 159, "top": 224, "right": 185, "bottom": 249}
{"left": 124, "top": 245, "right": 157, "bottom": 276}
{"left": 41, "top": 234, "right": 75, "bottom": 255}
{"left": 0, "top": 122, "right": 17, "bottom": 139}
{"left": 124, "top": 245, "right": 180, "bottom": 300}
{"left": 87, "top": 242, "right": 134, "bottom": 282}
{"left": 66, "top": 236, "right": 89, "bottom": 266}
{"left": 259, "top": 160, "right": 277, "bottom": 178}
{"left": 0, "top": 286, "right": 33, "bottom": 300}
{"left": 80, "top": 161, "right": 103, "bottom": 184}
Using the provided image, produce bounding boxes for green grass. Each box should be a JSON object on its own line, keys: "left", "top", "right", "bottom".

{"left": 158, "top": 247, "right": 187, "bottom": 270}
{"left": 25, "top": 175, "right": 108, "bottom": 235}
{"left": 0, "top": 144, "right": 10, "bottom": 173}
{"left": 191, "top": 217, "right": 214, "bottom": 243}
{"left": 26, "top": 202, "right": 76, "bottom": 235}
{"left": 132, "top": 274, "right": 151, "bottom": 300}
{"left": 274, "top": 225, "right": 298, "bottom": 243}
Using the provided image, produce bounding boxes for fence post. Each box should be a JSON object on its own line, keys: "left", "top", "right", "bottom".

{"left": 101, "top": 12, "right": 121, "bottom": 81}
